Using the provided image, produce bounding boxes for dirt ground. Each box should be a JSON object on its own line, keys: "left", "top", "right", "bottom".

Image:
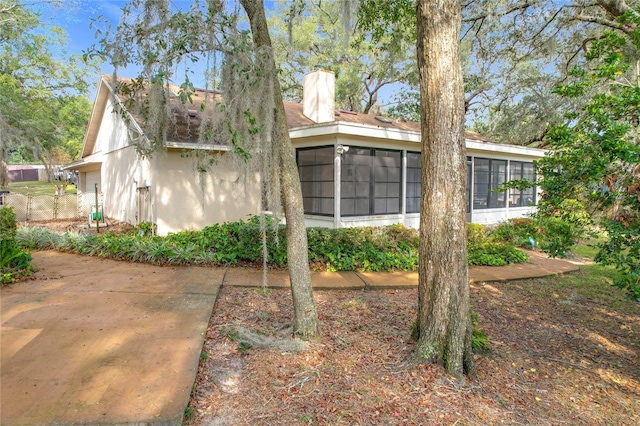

{"left": 187, "top": 271, "right": 639, "bottom": 426}
{"left": 19, "top": 218, "right": 133, "bottom": 235}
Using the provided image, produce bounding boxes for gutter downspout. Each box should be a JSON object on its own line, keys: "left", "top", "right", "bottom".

{"left": 334, "top": 139, "right": 343, "bottom": 229}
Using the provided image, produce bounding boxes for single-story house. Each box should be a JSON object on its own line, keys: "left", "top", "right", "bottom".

{"left": 64, "top": 71, "right": 546, "bottom": 236}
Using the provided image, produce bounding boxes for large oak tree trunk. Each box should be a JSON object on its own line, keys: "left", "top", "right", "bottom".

{"left": 240, "top": 0, "right": 319, "bottom": 340}
{"left": 414, "top": 0, "right": 474, "bottom": 378}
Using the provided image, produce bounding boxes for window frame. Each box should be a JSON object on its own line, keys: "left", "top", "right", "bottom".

{"left": 406, "top": 151, "right": 421, "bottom": 214}
{"left": 296, "top": 146, "right": 335, "bottom": 216}
{"left": 473, "top": 157, "right": 508, "bottom": 210}
{"left": 341, "top": 147, "right": 403, "bottom": 217}
{"left": 509, "top": 161, "right": 536, "bottom": 207}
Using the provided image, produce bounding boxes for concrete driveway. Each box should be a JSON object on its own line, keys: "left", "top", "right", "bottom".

{"left": 1, "top": 251, "right": 223, "bottom": 425}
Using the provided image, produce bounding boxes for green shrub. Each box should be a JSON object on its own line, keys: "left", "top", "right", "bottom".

{"left": 236, "top": 217, "right": 288, "bottom": 267}
{"left": 467, "top": 222, "right": 529, "bottom": 266}
{"left": 17, "top": 226, "right": 62, "bottom": 250}
{"left": 468, "top": 241, "right": 529, "bottom": 266}
{"left": 1, "top": 239, "right": 32, "bottom": 284}
{"left": 490, "top": 213, "right": 590, "bottom": 259}
{"left": 490, "top": 218, "right": 539, "bottom": 248}
{"left": 0, "top": 206, "right": 18, "bottom": 241}
{"left": 15, "top": 216, "right": 530, "bottom": 271}
{"left": 1, "top": 207, "right": 32, "bottom": 284}
{"left": 306, "top": 225, "right": 420, "bottom": 271}
{"left": 136, "top": 221, "right": 157, "bottom": 236}
{"left": 467, "top": 223, "right": 489, "bottom": 246}
{"left": 549, "top": 199, "right": 592, "bottom": 231}
{"left": 532, "top": 198, "right": 591, "bottom": 258}
{"left": 536, "top": 216, "right": 583, "bottom": 258}
{"left": 595, "top": 216, "right": 640, "bottom": 301}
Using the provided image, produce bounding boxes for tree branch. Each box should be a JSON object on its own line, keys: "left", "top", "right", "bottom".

{"left": 573, "top": 13, "right": 628, "bottom": 31}
{"left": 596, "top": 0, "right": 635, "bottom": 17}
{"left": 463, "top": 0, "right": 541, "bottom": 23}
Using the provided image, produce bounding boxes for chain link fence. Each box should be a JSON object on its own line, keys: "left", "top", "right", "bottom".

{"left": 0, "top": 193, "right": 81, "bottom": 221}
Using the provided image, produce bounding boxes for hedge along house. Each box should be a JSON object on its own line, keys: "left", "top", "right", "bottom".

{"left": 65, "top": 71, "right": 545, "bottom": 235}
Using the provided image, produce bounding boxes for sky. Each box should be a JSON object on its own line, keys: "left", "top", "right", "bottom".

{"left": 36, "top": 1, "right": 197, "bottom": 97}
{"left": 34, "top": 0, "right": 282, "bottom": 100}
{"left": 33, "top": 0, "right": 399, "bottom": 111}
{"left": 39, "top": 1, "right": 126, "bottom": 63}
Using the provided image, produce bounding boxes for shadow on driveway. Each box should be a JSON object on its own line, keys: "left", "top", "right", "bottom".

{"left": 1, "top": 251, "right": 223, "bottom": 425}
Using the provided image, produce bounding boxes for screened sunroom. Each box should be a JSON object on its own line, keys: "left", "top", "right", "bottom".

{"left": 285, "top": 69, "right": 547, "bottom": 229}
{"left": 291, "top": 128, "right": 545, "bottom": 229}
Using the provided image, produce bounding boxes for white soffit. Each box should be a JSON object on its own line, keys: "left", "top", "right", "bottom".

{"left": 465, "top": 140, "right": 547, "bottom": 158}
{"left": 290, "top": 122, "right": 548, "bottom": 158}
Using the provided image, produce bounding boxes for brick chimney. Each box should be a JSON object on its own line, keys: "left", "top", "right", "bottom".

{"left": 302, "top": 69, "right": 335, "bottom": 123}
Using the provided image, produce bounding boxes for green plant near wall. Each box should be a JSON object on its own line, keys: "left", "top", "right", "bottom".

{"left": 0, "top": 206, "right": 18, "bottom": 241}
{"left": 1, "top": 207, "right": 32, "bottom": 284}
{"left": 490, "top": 218, "right": 540, "bottom": 248}
{"left": 135, "top": 221, "right": 157, "bottom": 236}
{"left": 16, "top": 217, "right": 530, "bottom": 271}
{"left": 468, "top": 223, "right": 529, "bottom": 266}
{"left": 490, "top": 213, "right": 591, "bottom": 259}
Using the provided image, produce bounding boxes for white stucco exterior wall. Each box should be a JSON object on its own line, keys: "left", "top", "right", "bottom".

{"left": 101, "top": 145, "right": 144, "bottom": 225}
{"left": 149, "top": 150, "right": 261, "bottom": 235}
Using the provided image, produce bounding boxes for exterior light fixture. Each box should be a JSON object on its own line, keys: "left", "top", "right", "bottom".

{"left": 336, "top": 144, "right": 349, "bottom": 155}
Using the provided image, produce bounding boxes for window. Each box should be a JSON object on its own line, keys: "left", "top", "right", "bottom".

{"left": 467, "top": 157, "right": 472, "bottom": 213}
{"left": 342, "top": 147, "right": 402, "bottom": 216}
{"left": 473, "top": 157, "right": 507, "bottom": 209}
{"left": 297, "top": 146, "right": 334, "bottom": 215}
{"left": 406, "top": 152, "right": 421, "bottom": 213}
{"left": 374, "top": 150, "right": 402, "bottom": 214}
{"left": 509, "top": 161, "right": 536, "bottom": 207}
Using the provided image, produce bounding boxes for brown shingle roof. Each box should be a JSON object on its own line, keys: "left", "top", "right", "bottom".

{"left": 101, "top": 75, "right": 498, "bottom": 145}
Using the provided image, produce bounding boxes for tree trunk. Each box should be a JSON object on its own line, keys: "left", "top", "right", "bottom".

{"left": 0, "top": 133, "right": 8, "bottom": 188}
{"left": 240, "top": 0, "right": 320, "bottom": 340}
{"left": 413, "top": 0, "right": 474, "bottom": 379}
{"left": 36, "top": 149, "right": 54, "bottom": 184}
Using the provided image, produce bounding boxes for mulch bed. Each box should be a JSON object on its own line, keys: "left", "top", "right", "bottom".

{"left": 20, "top": 220, "right": 640, "bottom": 424}
{"left": 19, "top": 218, "right": 133, "bottom": 235}
{"left": 187, "top": 272, "right": 639, "bottom": 425}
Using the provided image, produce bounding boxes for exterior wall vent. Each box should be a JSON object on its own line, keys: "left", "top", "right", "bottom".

{"left": 375, "top": 116, "right": 393, "bottom": 124}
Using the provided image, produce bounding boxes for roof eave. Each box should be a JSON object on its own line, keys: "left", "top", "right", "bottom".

{"left": 289, "top": 121, "right": 422, "bottom": 143}
{"left": 465, "top": 139, "right": 548, "bottom": 158}
{"left": 166, "top": 141, "right": 231, "bottom": 152}
{"left": 61, "top": 152, "right": 104, "bottom": 171}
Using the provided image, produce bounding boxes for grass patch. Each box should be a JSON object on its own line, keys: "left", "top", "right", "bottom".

{"left": 540, "top": 264, "right": 634, "bottom": 309}
{"left": 8, "top": 180, "right": 77, "bottom": 195}
{"left": 571, "top": 239, "right": 602, "bottom": 260}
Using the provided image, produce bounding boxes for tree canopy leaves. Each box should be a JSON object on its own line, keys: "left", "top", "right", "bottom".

{"left": 538, "top": 12, "right": 640, "bottom": 299}
{"left": 0, "top": 0, "right": 94, "bottom": 188}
